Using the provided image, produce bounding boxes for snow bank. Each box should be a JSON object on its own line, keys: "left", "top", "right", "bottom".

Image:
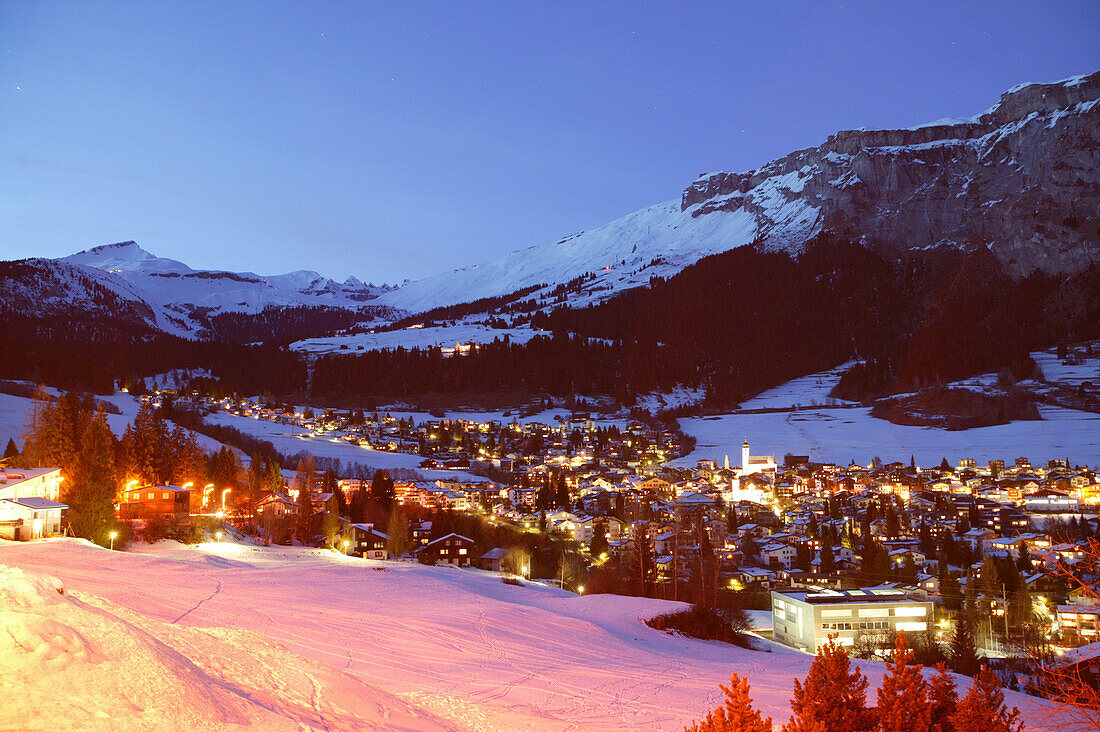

{"left": 0, "top": 561, "right": 446, "bottom": 730}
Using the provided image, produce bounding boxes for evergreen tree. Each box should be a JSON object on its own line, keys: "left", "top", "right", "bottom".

{"left": 685, "top": 673, "right": 772, "bottom": 732}
{"left": 2, "top": 437, "right": 18, "bottom": 460}
{"left": 949, "top": 666, "right": 1021, "bottom": 731}
{"left": 876, "top": 633, "right": 932, "bottom": 732}
{"left": 555, "top": 473, "right": 569, "bottom": 508}
{"left": 590, "top": 518, "right": 609, "bottom": 558}
{"left": 820, "top": 543, "right": 836, "bottom": 575}
{"left": 632, "top": 523, "right": 655, "bottom": 598}
{"left": 949, "top": 614, "right": 980, "bottom": 676}
{"left": 927, "top": 663, "right": 959, "bottom": 731}
{"left": 784, "top": 636, "right": 875, "bottom": 732}
{"left": 68, "top": 408, "right": 118, "bottom": 544}
{"left": 369, "top": 469, "right": 394, "bottom": 509}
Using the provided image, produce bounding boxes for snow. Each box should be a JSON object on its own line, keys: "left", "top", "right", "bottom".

{"left": 0, "top": 556, "right": 444, "bottom": 730}
{"left": 374, "top": 201, "right": 764, "bottom": 314}
{"left": 0, "top": 391, "right": 230, "bottom": 455}
{"left": 292, "top": 322, "right": 545, "bottom": 355}
{"left": 202, "top": 411, "right": 480, "bottom": 480}
{"left": 671, "top": 403, "right": 1100, "bottom": 469}
{"left": 0, "top": 539, "right": 1062, "bottom": 730}
{"left": 736, "top": 361, "right": 858, "bottom": 410}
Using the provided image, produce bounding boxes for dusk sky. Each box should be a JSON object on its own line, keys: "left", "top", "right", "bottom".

{"left": 2, "top": 1, "right": 1097, "bottom": 283}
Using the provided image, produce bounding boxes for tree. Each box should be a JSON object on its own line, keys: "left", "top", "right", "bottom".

{"left": 949, "top": 614, "right": 980, "bottom": 677}
{"left": 950, "top": 666, "right": 1021, "bottom": 731}
{"left": 590, "top": 518, "right": 609, "bottom": 558}
{"left": 294, "top": 454, "right": 316, "bottom": 543}
{"left": 876, "top": 633, "right": 933, "bottom": 732}
{"left": 784, "top": 635, "right": 875, "bottom": 732}
{"left": 685, "top": 673, "right": 772, "bottom": 732}
{"left": 369, "top": 469, "right": 394, "bottom": 509}
{"left": 820, "top": 542, "right": 836, "bottom": 575}
{"left": 386, "top": 508, "right": 413, "bottom": 559}
{"left": 67, "top": 408, "right": 118, "bottom": 544}
{"left": 632, "top": 523, "right": 655, "bottom": 598}
{"left": 2, "top": 437, "right": 17, "bottom": 460}
{"left": 927, "top": 663, "right": 958, "bottom": 731}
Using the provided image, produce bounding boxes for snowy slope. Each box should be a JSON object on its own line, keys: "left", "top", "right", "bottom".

{"left": 56, "top": 241, "right": 390, "bottom": 336}
{"left": 375, "top": 202, "right": 772, "bottom": 313}
{"left": 0, "top": 540, "right": 1065, "bottom": 730}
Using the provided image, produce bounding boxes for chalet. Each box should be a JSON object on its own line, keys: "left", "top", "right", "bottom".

{"left": 1024, "top": 488, "right": 1078, "bottom": 512}
{"left": 256, "top": 492, "right": 298, "bottom": 518}
{"left": 350, "top": 524, "right": 390, "bottom": 560}
{"left": 0, "top": 467, "right": 63, "bottom": 502}
{"left": 1052, "top": 642, "right": 1100, "bottom": 691}
{"left": 419, "top": 533, "right": 475, "bottom": 567}
{"left": 119, "top": 484, "right": 194, "bottom": 522}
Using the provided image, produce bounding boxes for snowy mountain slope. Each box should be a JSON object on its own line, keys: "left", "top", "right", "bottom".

{"left": 376, "top": 70, "right": 1098, "bottom": 316}
{"left": 1, "top": 540, "right": 1062, "bottom": 730}
{"left": 59, "top": 241, "right": 390, "bottom": 331}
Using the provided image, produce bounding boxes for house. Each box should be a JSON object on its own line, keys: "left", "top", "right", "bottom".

{"left": 1052, "top": 641, "right": 1100, "bottom": 690}
{"left": 349, "top": 524, "right": 390, "bottom": 560}
{"left": 1024, "top": 488, "right": 1078, "bottom": 512}
{"left": 772, "top": 588, "right": 934, "bottom": 653}
{"left": 419, "top": 533, "right": 475, "bottom": 567}
{"left": 119, "top": 484, "right": 194, "bottom": 522}
{"left": 479, "top": 547, "right": 510, "bottom": 572}
{"left": 0, "top": 467, "right": 63, "bottom": 502}
{"left": 1058, "top": 604, "right": 1100, "bottom": 645}
{"left": 0, "top": 496, "right": 68, "bottom": 541}
{"left": 760, "top": 541, "right": 797, "bottom": 568}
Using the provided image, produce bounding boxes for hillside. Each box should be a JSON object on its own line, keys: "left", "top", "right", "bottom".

{"left": 375, "top": 71, "right": 1099, "bottom": 316}
{"left": 0, "top": 539, "right": 1063, "bottom": 730}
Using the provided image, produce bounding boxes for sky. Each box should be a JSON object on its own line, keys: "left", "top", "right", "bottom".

{"left": 1, "top": 1, "right": 1097, "bottom": 284}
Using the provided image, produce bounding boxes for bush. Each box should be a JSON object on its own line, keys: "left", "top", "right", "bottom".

{"left": 645, "top": 605, "right": 750, "bottom": 647}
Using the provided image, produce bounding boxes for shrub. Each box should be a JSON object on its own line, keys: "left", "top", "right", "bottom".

{"left": 645, "top": 605, "right": 750, "bottom": 647}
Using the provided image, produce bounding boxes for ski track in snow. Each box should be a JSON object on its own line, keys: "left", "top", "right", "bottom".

{"left": 0, "top": 539, "right": 1071, "bottom": 731}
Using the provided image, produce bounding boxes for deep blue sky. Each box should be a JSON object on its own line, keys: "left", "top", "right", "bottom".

{"left": 2, "top": 2, "right": 1097, "bottom": 283}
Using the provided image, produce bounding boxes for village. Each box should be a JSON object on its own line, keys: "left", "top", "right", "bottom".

{"left": 3, "top": 385, "right": 1098, "bottom": 690}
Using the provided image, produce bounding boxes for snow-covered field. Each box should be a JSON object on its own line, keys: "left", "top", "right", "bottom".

{"left": 672, "top": 403, "right": 1100, "bottom": 469}
{"left": 291, "top": 322, "right": 544, "bottom": 355}
{"left": 0, "top": 391, "right": 228, "bottom": 455}
{"left": 0, "top": 539, "right": 1062, "bottom": 730}
{"left": 203, "top": 411, "right": 480, "bottom": 480}
{"left": 736, "top": 361, "right": 858, "bottom": 411}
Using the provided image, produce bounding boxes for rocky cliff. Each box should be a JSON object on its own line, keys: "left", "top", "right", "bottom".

{"left": 682, "top": 72, "right": 1100, "bottom": 276}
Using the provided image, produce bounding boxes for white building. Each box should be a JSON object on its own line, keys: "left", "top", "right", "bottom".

{"left": 742, "top": 439, "right": 777, "bottom": 475}
{"left": 0, "top": 468, "right": 67, "bottom": 541}
{"left": 771, "top": 588, "right": 934, "bottom": 654}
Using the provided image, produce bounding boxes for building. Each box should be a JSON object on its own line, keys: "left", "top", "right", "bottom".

{"left": 0, "top": 496, "right": 68, "bottom": 540}
{"left": 1058, "top": 604, "right": 1100, "bottom": 645}
{"left": 418, "top": 533, "right": 475, "bottom": 567}
{"left": 119, "top": 484, "right": 195, "bottom": 522}
{"left": 0, "top": 467, "right": 64, "bottom": 502}
{"left": 742, "top": 439, "right": 777, "bottom": 475}
{"left": 771, "top": 588, "right": 934, "bottom": 654}
{"left": 349, "top": 523, "right": 390, "bottom": 560}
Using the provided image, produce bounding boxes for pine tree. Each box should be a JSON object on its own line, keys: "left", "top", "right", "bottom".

{"left": 685, "top": 673, "right": 772, "bottom": 732}
{"left": 949, "top": 666, "right": 1021, "bottom": 731}
{"left": 386, "top": 508, "right": 413, "bottom": 559}
{"left": 294, "top": 454, "right": 316, "bottom": 542}
{"left": 784, "top": 635, "right": 876, "bottom": 732}
{"left": 820, "top": 543, "right": 836, "bottom": 574}
{"left": 876, "top": 633, "right": 932, "bottom": 731}
{"left": 949, "top": 614, "right": 980, "bottom": 677}
{"left": 590, "top": 518, "right": 609, "bottom": 558}
{"left": 927, "top": 663, "right": 958, "bottom": 731}
{"left": 369, "top": 469, "right": 394, "bottom": 508}
{"left": 2, "top": 437, "right": 18, "bottom": 460}
{"left": 68, "top": 408, "right": 118, "bottom": 543}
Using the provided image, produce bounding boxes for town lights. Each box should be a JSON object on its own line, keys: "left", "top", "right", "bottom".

{"left": 109, "top": 530, "right": 118, "bottom": 551}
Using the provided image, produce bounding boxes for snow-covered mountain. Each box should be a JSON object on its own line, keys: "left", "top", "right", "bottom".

{"left": 377, "top": 70, "right": 1099, "bottom": 314}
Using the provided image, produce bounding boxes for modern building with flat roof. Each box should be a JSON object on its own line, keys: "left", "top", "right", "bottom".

{"left": 771, "top": 588, "right": 934, "bottom": 654}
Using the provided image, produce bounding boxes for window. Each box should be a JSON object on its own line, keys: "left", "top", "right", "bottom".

{"left": 162, "top": 492, "right": 170, "bottom": 500}
{"left": 859, "top": 608, "right": 889, "bottom": 618}
{"left": 458, "top": 548, "right": 467, "bottom": 555}
{"left": 896, "top": 621, "right": 927, "bottom": 632}
{"left": 821, "top": 609, "right": 851, "bottom": 619}
{"left": 894, "top": 606, "right": 927, "bottom": 617}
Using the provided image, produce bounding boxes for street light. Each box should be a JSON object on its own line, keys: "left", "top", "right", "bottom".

{"left": 203, "top": 484, "right": 215, "bottom": 508}
{"left": 577, "top": 585, "right": 585, "bottom": 595}
{"left": 215, "top": 530, "right": 223, "bottom": 542}
{"left": 221, "top": 488, "right": 232, "bottom": 511}
{"left": 342, "top": 539, "right": 349, "bottom": 555}
{"left": 109, "top": 530, "right": 118, "bottom": 551}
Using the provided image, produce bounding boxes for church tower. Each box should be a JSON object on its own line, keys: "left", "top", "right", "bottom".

{"left": 742, "top": 438, "right": 750, "bottom": 472}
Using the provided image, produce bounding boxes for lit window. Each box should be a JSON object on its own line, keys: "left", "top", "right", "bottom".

{"left": 458, "top": 548, "right": 467, "bottom": 555}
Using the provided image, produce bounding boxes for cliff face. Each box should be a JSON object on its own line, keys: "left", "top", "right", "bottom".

{"left": 682, "top": 72, "right": 1100, "bottom": 276}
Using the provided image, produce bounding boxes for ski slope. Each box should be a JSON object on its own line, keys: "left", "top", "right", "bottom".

{"left": 0, "top": 539, "right": 1065, "bottom": 730}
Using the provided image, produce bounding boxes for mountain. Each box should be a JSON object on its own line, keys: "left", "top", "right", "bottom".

{"left": 377, "top": 71, "right": 1099, "bottom": 315}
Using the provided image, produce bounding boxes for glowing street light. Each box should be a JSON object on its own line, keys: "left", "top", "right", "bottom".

{"left": 215, "top": 530, "right": 223, "bottom": 542}
{"left": 203, "top": 484, "right": 215, "bottom": 508}
{"left": 109, "top": 530, "right": 118, "bottom": 551}
{"left": 342, "top": 539, "right": 350, "bottom": 555}
{"left": 577, "top": 585, "right": 585, "bottom": 595}
{"left": 221, "top": 488, "right": 232, "bottom": 511}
